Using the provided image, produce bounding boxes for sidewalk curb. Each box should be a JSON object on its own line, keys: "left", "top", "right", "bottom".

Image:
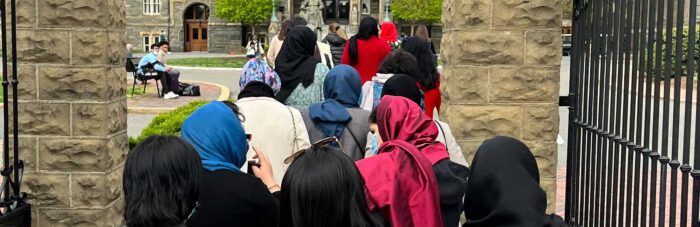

{"left": 170, "top": 66, "right": 242, "bottom": 71}
{"left": 127, "top": 80, "right": 231, "bottom": 114}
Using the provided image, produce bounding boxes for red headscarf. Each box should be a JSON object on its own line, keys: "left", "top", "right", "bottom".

{"left": 379, "top": 22, "right": 398, "bottom": 42}
{"left": 355, "top": 140, "right": 443, "bottom": 227}
{"left": 377, "top": 95, "right": 449, "bottom": 165}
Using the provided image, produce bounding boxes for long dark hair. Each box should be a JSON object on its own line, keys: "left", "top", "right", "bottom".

{"left": 377, "top": 49, "right": 419, "bottom": 76}
{"left": 348, "top": 17, "right": 379, "bottom": 65}
{"left": 123, "top": 136, "right": 202, "bottom": 227}
{"left": 278, "top": 20, "right": 293, "bottom": 41}
{"left": 401, "top": 37, "right": 439, "bottom": 90}
{"left": 280, "top": 146, "right": 379, "bottom": 227}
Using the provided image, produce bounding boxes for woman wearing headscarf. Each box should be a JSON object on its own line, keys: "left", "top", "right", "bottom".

{"left": 236, "top": 59, "right": 312, "bottom": 184}
{"left": 341, "top": 17, "right": 391, "bottom": 84}
{"left": 401, "top": 37, "right": 442, "bottom": 119}
{"left": 359, "top": 49, "right": 419, "bottom": 112}
{"left": 183, "top": 101, "right": 280, "bottom": 227}
{"left": 379, "top": 22, "right": 400, "bottom": 50}
{"left": 355, "top": 138, "right": 443, "bottom": 227}
{"left": 364, "top": 75, "right": 468, "bottom": 168}
{"left": 372, "top": 95, "right": 469, "bottom": 227}
{"left": 464, "top": 136, "right": 566, "bottom": 227}
{"left": 301, "top": 65, "right": 370, "bottom": 160}
{"left": 275, "top": 25, "right": 330, "bottom": 109}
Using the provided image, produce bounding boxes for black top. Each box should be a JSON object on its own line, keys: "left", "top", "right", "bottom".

{"left": 187, "top": 170, "right": 279, "bottom": 227}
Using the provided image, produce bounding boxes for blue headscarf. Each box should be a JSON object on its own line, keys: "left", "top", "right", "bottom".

{"left": 308, "top": 65, "right": 362, "bottom": 138}
{"left": 181, "top": 101, "right": 248, "bottom": 172}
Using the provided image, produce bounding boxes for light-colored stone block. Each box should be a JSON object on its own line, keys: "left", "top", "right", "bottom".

{"left": 39, "top": 0, "right": 109, "bottom": 27}
{"left": 22, "top": 173, "right": 70, "bottom": 208}
{"left": 441, "top": 31, "right": 524, "bottom": 66}
{"left": 490, "top": 68, "right": 559, "bottom": 103}
{"left": 7, "top": 137, "right": 37, "bottom": 173}
{"left": 38, "top": 137, "right": 125, "bottom": 172}
{"left": 456, "top": 140, "right": 483, "bottom": 165}
{"left": 37, "top": 205, "right": 123, "bottom": 227}
{"left": 541, "top": 179, "right": 557, "bottom": 214}
{"left": 17, "top": 102, "right": 71, "bottom": 136}
{"left": 72, "top": 170, "right": 122, "bottom": 207}
{"left": 443, "top": 105, "right": 521, "bottom": 140}
{"left": 38, "top": 66, "right": 124, "bottom": 101}
{"left": 526, "top": 30, "right": 562, "bottom": 66}
{"left": 441, "top": 67, "right": 488, "bottom": 104}
{"left": 525, "top": 140, "right": 558, "bottom": 179}
{"left": 442, "top": 0, "right": 491, "bottom": 30}
{"left": 72, "top": 102, "right": 127, "bottom": 136}
{"left": 72, "top": 31, "right": 108, "bottom": 65}
{"left": 6, "top": 64, "right": 37, "bottom": 100}
{"left": 17, "top": 29, "right": 70, "bottom": 64}
{"left": 523, "top": 106, "right": 560, "bottom": 141}
{"left": 493, "top": 0, "right": 562, "bottom": 28}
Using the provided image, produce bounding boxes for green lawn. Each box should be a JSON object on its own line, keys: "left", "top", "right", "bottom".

{"left": 127, "top": 84, "right": 146, "bottom": 98}
{"left": 168, "top": 57, "right": 249, "bottom": 68}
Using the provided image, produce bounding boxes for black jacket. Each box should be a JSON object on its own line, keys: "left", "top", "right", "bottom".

{"left": 323, "top": 33, "right": 346, "bottom": 66}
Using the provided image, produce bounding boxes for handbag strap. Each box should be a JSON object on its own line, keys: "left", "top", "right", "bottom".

{"left": 435, "top": 120, "right": 448, "bottom": 152}
{"left": 287, "top": 107, "right": 299, "bottom": 155}
{"left": 344, "top": 125, "right": 363, "bottom": 155}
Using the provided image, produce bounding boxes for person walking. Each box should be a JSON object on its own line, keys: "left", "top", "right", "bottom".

{"left": 341, "top": 17, "right": 391, "bottom": 84}
{"left": 275, "top": 26, "right": 330, "bottom": 109}
{"left": 322, "top": 23, "right": 347, "bottom": 66}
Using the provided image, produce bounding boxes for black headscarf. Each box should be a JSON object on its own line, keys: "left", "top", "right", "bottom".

{"left": 275, "top": 26, "right": 319, "bottom": 103}
{"left": 464, "top": 136, "right": 550, "bottom": 227}
{"left": 237, "top": 81, "right": 276, "bottom": 99}
{"left": 347, "top": 17, "right": 379, "bottom": 65}
{"left": 381, "top": 74, "right": 423, "bottom": 110}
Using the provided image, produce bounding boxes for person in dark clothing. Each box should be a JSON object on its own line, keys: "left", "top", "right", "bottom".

{"left": 280, "top": 140, "right": 381, "bottom": 227}
{"left": 463, "top": 136, "right": 566, "bottom": 227}
{"left": 123, "top": 136, "right": 202, "bottom": 227}
{"left": 292, "top": 17, "right": 308, "bottom": 26}
{"left": 183, "top": 101, "right": 280, "bottom": 227}
{"left": 322, "top": 23, "right": 347, "bottom": 66}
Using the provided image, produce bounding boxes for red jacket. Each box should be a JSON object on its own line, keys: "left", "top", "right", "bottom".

{"left": 420, "top": 80, "right": 441, "bottom": 119}
{"left": 341, "top": 36, "right": 391, "bottom": 84}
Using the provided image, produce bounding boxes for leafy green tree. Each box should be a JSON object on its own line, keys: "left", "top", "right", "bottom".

{"left": 214, "top": 0, "right": 272, "bottom": 34}
{"left": 563, "top": 0, "right": 574, "bottom": 20}
{"left": 391, "top": 0, "right": 441, "bottom": 34}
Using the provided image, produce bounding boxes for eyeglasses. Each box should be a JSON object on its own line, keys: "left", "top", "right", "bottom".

{"left": 283, "top": 137, "right": 340, "bottom": 164}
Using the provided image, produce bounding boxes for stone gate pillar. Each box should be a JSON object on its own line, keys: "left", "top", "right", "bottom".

{"left": 12, "top": 0, "right": 127, "bottom": 225}
{"left": 441, "top": 0, "right": 562, "bottom": 213}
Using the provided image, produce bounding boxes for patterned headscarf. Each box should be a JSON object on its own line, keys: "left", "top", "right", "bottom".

{"left": 240, "top": 58, "right": 282, "bottom": 95}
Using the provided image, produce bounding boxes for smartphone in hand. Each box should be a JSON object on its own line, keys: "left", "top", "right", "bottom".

{"left": 247, "top": 160, "right": 260, "bottom": 175}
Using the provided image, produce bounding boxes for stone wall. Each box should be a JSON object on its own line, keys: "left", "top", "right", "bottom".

{"left": 441, "top": 0, "right": 562, "bottom": 213}
{"left": 13, "top": 0, "right": 127, "bottom": 226}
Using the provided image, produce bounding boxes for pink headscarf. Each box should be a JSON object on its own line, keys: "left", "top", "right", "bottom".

{"left": 355, "top": 95, "right": 445, "bottom": 227}
{"left": 377, "top": 95, "right": 449, "bottom": 164}
{"left": 355, "top": 140, "right": 443, "bottom": 227}
{"left": 379, "top": 22, "right": 398, "bottom": 42}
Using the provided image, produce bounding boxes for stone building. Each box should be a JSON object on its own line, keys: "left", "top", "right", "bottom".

{"left": 125, "top": 0, "right": 399, "bottom": 53}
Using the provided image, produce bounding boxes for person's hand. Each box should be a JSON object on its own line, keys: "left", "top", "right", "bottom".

{"left": 251, "top": 146, "right": 277, "bottom": 191}
{"left": 165, "top": 67, "right": 172, "bottom": 72}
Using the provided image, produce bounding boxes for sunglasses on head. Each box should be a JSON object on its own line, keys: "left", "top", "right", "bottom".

{"left": 283, "top": 137, "right": 340, "bottom": 164}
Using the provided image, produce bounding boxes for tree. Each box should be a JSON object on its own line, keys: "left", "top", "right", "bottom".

{"left": 391, "top": 0, "right": 441, "bottom": 35}
{"left": 563, "top": 0, "right": 574, "bottom": 20}
{"left": 214, "top": 0, "right": 273, "bottom": 34}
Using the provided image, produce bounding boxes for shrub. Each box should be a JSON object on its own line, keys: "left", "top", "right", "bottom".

{"left": 650, "top": 27, "right": 700, "bottom": 79}
{"left": 129, "top": 100, "right": 208, "bottom": 149}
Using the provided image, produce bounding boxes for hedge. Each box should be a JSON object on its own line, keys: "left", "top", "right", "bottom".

{"left": 651, "top": 27, "right": 700, "bottom": 79}
{"left": 129, "top": 100, "right": 209, "bottom": 149}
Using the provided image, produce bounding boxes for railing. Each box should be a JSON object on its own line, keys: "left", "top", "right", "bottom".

{"left": 566, "top": 0, "right": 699, "bottom": 226}
{"left": 0, "top": 0, "right": 30, "bottom": 225}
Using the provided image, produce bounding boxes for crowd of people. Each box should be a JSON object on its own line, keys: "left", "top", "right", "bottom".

{"left": 123, "top": 16, "right": 566, "bottom": 227}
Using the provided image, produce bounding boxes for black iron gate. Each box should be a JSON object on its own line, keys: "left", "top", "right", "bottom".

{"left": 566, "top": 0, "right": 699, "bottom": 225}
{"left": 0, "top": 0, "right": 30, "bottom": 225}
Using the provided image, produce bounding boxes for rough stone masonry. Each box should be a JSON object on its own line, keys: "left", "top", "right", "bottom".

{"left": 12, "top": 0, "right": 127, "bottom": 226}
{"left": 441, "top": 0, "right": 562, "bottom": 213}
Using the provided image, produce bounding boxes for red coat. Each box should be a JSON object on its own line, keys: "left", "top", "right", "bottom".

{"left": 420, "top": 80, "right": 441, "bottom": 119}
{"left": 341, "top": 37, "right": 391, "bottom": 84}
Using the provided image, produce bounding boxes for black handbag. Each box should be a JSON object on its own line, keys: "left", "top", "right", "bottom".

{"left": 177, "top": 82, "right": 201, "bottom": 96}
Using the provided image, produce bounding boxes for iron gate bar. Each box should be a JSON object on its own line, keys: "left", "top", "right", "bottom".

{"left": 0, "top": 0, "right": 10, "bottom": 208}
{"left": 688, "top": 0, "right": 699, "bottom": 225}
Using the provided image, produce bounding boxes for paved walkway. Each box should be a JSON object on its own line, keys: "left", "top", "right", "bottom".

{"left": 132, "top": 52, "right": 245, "bottom": 60}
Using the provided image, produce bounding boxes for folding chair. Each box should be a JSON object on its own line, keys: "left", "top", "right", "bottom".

{"left": 126, "top": 60, "right": 161, "bottom": 97}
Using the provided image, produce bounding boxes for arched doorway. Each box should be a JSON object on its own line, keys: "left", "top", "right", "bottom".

{"left": 183, "top": 3, "right": 210, "bottom": 52}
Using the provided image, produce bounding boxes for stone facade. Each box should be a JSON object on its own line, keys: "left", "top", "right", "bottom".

{"left": 14, "top": 0, "right": 127, "bottom": 226}
{"left": 441, "top": 0, "right": 562, "bottom": 213}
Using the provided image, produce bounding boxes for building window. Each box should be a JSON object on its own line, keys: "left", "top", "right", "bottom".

{"left": 143, "top": 0, "right": 161, "bottom": 15}
{"left": 143, "top": 36, "right": 150, "bottom": 52}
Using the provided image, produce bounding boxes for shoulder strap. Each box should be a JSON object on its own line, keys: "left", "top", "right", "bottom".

{"left": 344, "top": 125, "right": 364, "bottom": 155}
{"left": 435, "top": 120, "right": 448, "bottom": 151}
{"left": 287, "top": 107, "right": 299, "bottom": 155}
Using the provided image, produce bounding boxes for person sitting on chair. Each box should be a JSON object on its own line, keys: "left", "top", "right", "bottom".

{"left": 156, "top": 41, "right": 181, "bottom": 100}
{"left": 137, "top": 43, "right": 179, "bottom": 99}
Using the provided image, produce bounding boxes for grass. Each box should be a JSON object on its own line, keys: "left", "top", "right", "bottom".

{"left": 168, "top": 57, "right": 249, "bottom": 68}
{"left": 127, "top": 84, "right": 146, "bottom": 98}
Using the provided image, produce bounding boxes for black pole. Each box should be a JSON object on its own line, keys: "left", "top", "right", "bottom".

{"left": 0, "top": 0, "right": 9, "bottom": 208}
